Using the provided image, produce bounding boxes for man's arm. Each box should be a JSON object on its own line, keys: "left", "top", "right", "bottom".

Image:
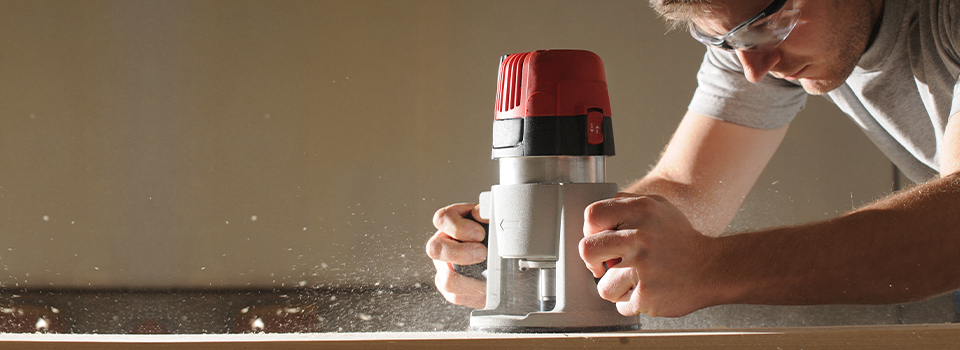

{"left": 715, "top": 112, "right": 960, "bottom": 307}
{"left": 580, "top": 112, "right": 960, "bottom": 317}
{"left": 623, "top": 110, "right": 789, "bottom": 236}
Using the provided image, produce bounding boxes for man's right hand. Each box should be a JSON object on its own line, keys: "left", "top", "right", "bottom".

{"left": 426, "top": 203, "right": 488, "bottom": 308}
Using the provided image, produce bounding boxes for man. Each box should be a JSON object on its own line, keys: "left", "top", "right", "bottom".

{"left": 427, "top": 0, "right": 960, "bottom": 318}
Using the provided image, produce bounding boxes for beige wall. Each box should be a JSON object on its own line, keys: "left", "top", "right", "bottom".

{"left": 0, "top": 0, "right": 890, "bottom": 290}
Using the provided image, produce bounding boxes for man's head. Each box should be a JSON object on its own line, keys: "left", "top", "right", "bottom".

{"left": 648, "top": 0, "right": 721, "bottom": 24}
{"left": 651, "top": 0, "right": 884, "bottom": 95}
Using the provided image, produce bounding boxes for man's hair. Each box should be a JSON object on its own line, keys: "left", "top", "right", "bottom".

{"left": 648, "top": 0, "right": 715, "bottom": 29}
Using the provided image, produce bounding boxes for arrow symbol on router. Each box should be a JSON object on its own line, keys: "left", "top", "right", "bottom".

{"left": 499, "top": 220, "right": 519, "bottom": 231}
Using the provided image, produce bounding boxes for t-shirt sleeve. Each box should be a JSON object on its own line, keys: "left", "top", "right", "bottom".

{"left": 944, "top": 0, "right": 960, "bottom": 119}
{"left": 688, "top": 47, "right": 808, "bottom": 129}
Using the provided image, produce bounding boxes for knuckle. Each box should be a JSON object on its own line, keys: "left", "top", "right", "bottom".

{"left": 433, "top": 206, "right": 455, "bottom": 231}
{"left": 634, "top": 195, "right": 667, "bottom": 212}
{"left": 432, "top": 207, "right": 447, "bottom": 229}
{"left": 583, "top": 206, "right": 609, "bottom": 234}
{"left": 596, "top": 282, "right": 616, "bottom": 301}
{"left": 425, "top": 235, "right": 443, "bottom": 260}
{"left": 578, "top": 238, "right": 597, "bottom": 260}
{"left": 628, "top": 196, "right": 655, "bottom": 210}
{"left": 644, "top": 194, "right": 668, "bottom": 202}
{"left": 584, "top": 200, "right": 605, "bottom": 220}
{"left": 578, "top": 236, "right": 590, "bottom": 252}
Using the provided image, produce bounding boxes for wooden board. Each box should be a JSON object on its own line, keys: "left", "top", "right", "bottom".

{"left": 2, "top": 324, "right": 960, "bottom": 349}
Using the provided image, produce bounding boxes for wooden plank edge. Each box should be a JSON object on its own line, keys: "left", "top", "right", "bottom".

{"left": 1, "top": 324, "right": 958, "bottom": 349}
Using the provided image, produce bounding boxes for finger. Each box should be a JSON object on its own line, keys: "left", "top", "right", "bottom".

{"left": 583, "top": 196, "right": 667, "bottom": 235}
{"left": 433, "top": 260, "right": 486, "bottom": 308}
{"left": 616, "top": 285, "right": 645, "bottom": 317}
{"left": 433, "top": 203, "right": 487, "bottom": 242}
{"left": 426, "top": 230, "right": 487, "bottom": 265}
{"left": 595, "top": 267, "right": 640, "bottom": 303}
{"left": 470, "top": 205, "right": 485, "bottom": 224}
{"left": 615, "top": 268, "right": 646, "bottom": 316}
{"left": 579, "top": 230, "right": 639, "bottom": 277}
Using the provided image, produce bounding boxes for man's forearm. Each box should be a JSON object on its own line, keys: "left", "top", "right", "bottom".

{"left": 624, "top": 173, "right": 749, "bottom": 238}
{"left": 621, "top": 113, "right": 789, "bottom": 238}
{"left": 713, "top": 173, "right": 960, "bottom": 306}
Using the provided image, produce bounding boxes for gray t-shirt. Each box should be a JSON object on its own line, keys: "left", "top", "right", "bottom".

{"left": 688, "top": 0, "right": 960, "bottom": 182}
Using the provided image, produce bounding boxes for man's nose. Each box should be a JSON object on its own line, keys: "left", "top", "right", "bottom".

{"left": 735, "top": 49, "right": 781, "bottom": 83}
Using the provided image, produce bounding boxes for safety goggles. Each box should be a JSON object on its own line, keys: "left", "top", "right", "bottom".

{"left": 688, "top": 0, "right": 801, "bottom": 51}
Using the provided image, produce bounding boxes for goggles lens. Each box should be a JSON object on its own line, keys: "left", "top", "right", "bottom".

{"left": 689, "top": 7, "right": 801, "bottom": 51}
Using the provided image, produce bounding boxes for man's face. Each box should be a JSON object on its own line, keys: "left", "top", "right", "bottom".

{"left": 691, "top": 0, "right": 880, "bottom": 95}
